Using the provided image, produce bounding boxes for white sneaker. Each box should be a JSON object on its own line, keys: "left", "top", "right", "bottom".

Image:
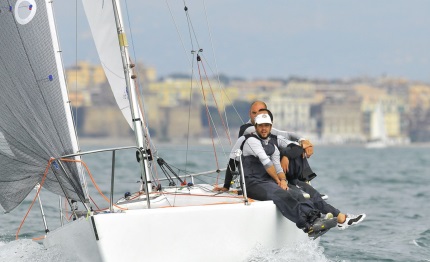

{"left": 337, "top": 213, "right": 366, "bottom": 230}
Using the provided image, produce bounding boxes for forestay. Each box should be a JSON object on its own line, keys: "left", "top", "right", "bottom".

{"left": 0, "top": 0, "right": 84, "bottom": 212}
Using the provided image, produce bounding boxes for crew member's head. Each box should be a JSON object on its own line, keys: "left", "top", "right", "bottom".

{"left": 249, "top": 101, "right": 267, "bottom": 125}
{"left": 254, "top": 109, "right": 273, "bottom": 139}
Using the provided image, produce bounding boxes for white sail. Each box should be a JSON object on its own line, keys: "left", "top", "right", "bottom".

{"left": 371, "top": 103, "right": 386, "bottom": 140}
{"left": 367, "top": 102, "right": 387, "bottom": 148}
{"left": 81, "top": 0, "right": 136, "bottom": 129}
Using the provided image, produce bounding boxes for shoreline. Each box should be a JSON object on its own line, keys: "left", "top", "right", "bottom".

{"left": 77, "top": 136, "right": 430, "bottom": 148}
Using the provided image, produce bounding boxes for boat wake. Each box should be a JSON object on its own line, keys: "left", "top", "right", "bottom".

{"left": 0, "top": 238, "right": 330, "bottom": 262}
{"left": 245, "top": 239, "right": 329, "bottom": 262}
{"left": 0, "top": 239, "right": 78, "bottom": 262}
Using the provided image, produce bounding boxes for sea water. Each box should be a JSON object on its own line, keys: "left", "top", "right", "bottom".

{"left": 1, "top": 143, "right": 429, "bottom": 261}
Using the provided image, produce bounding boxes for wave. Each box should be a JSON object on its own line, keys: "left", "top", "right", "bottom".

{"left": 0, "top": 239, "right": 78, "bottom": 262}
{"left": 0, "top": 238, "right": 329, "bottom": 262}
{"left": 414, "top": 229, "right": 430, "bottom": 248}
{"left": 246, "top": 239, "right": 330, "bottom": 262}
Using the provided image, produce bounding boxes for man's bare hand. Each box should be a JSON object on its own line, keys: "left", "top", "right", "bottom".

{"left": 281, "top": 156, "right": 289, "bottom": 173}
{"left": 278, "top": 180, "right": 289, "bottom": 190}
{"left": 301, "top": 140, "right": 313, "bottom": 158}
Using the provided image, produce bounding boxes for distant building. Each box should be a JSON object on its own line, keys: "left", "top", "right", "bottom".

{"left": 66, "top": 61, "right": 106, "bottom": 90}
{"left": 65, "top": 61, "right": 107, "bottom": 107}
{"left": 80, "top": 106, "right": 132, "bottom": 137}
{"left": 408, "top": 84, "right": 430, "bottom": 142}
{"left": 230, "top": 79, "right": 284, "bottom": 102}
{"left": 63, "top": 60, "right": 430, "bottom": 142}
{"left": 157, "top": 106, "right": 202, "bottom": 141}
{"left": 321, "top": 96, "right": 364, "bottom": 143}
{"left": 268, "top": 81, "right": 316, "bottom": 135}
{"left": 357, "top": 84, "right": 409, "bottom": 143}
{"left": 409, "top": 84, "right": 430, "bottom": 110}
{"left": 66, "top": 61, "right": 156, "bottom": 138}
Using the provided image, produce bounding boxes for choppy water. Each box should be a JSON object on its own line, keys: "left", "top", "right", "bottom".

{"left": 1, "top": 143, "right": 429, "bottom": 261}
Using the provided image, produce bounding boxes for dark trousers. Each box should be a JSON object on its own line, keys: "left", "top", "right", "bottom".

{"left": 281, "top": 144, "right": 316, "bottom": 182}
{"left": 246, "top": 179, "right": 339, "bottom": 229}
{"left": 288, "top": 157, "right": 316, "bottom": 182}
{"left": 295, "top": 181, "right": 340, "bottom": 217}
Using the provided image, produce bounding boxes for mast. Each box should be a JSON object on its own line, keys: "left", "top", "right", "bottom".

{"left": 111, "top": 0, "right": 152, "bottom": 194}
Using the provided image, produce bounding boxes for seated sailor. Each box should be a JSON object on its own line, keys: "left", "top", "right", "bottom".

{"left": 227, "top": 112, "right": 366, "bottom": 237}
{"left": 216, "top": 101, "right": 322, "bottom": 198}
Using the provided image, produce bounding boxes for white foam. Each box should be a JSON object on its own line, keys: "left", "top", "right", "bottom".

{"left": 0, "top": 239, "right": 77, "bottom": 262}
{"left": 411, "top": 239, "right": 420, "bottom": 247}
{"left": 245, "top": 239, "right": 330, "bottom": 262}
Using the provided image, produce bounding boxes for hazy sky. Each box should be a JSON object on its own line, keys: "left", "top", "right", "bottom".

{"left": 55, "top": 1, "right": 430, "bottom": 82}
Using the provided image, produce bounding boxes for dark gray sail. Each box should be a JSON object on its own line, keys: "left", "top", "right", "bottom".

{"left": 0, "top": 0, "right": 85, "bottom": 212}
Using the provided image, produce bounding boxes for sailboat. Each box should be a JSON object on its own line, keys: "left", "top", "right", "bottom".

{"left": 0, "top": 1, "right": 307, "bottom": 261}
{"left": 366, "top": 102, "right": 387, "bottom": 148}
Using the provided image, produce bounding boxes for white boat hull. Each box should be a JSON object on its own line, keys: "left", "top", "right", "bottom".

{"left": 44, "top": 200, "right": 308, "bottom": 261}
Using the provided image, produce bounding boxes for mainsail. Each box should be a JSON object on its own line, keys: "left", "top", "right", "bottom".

{"left": 0, "top": 0, "right": 85, "bottom": 212}
{"left": 82, "top": 0, "right": 138, "bottom": 129}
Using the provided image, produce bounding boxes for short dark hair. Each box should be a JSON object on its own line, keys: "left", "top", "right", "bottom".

{"left": 257, "top": 108, "right": 273, "bottom": 122}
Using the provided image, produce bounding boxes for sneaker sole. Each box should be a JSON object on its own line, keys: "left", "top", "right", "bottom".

{"left": 307, "top": 217, "right": 337, "bottom": 237}
{"left": 308, "top": 228, "right": 330, "bottom": 240}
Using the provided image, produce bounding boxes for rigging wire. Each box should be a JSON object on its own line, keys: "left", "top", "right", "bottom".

{"left": 184, "top": 51, "right": 195, "bottom": 174}
{"left": 158, "top": 1, "right": 246, "bottom": 184}
{"left": 184, "top": 0, "right": 244, "bottom": 131}
{"left": 60, "top": 158, "right": 127, "bottom": 211}
{"left": 183, "top": 2, "right": 202, "bottom": 49}
{"left": 197, "top": 55, "right": 231, "bottom": 145}
{"left": 71, "top": 0, "right": 90, "bottom": 200}
{"left": 202, "top": 0, "right": 232, "bottom": 142}
{"left": 16, "top": 158, "right": 55, "bottom": 240}
{"left": 126, "top": 2, "right": 225, "bottom": 191}
{"left": 166, "top": 0, "right": 196, "bottom": 175}
{"left": 195, "top": 55, "right": 232, "bottom": 162}
{"left": 180, "top": 1, "right": 235, "bottom": 150}
{"left": 183, "top": 4, "right": 196, "bottom": 175}
{"left": 191, "top": 52, "right": 245, "bottom": 126}
{"left": 168, "top": 0, "right": 224, "bottom": 177}
{"left": 196, "top": 56, "right": 220, "bottom": 171}
{"left": 165, "top": 1, "right": 193, "bottom": 71}
{"left": 16, "top": 156, "right": 133, "bottom": 240}
{"left": 163, "top": 0, "right": 246, "bottom": 185}
{"left": 180, "top": 2, "right": 225, "bottom": 171}
{"left": 74, "top": 0, "right": 78, "bottom": 132}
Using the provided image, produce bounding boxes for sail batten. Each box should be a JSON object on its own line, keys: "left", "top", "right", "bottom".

{"left": 0, "top": 0, "right": 85, "bottom": 212}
